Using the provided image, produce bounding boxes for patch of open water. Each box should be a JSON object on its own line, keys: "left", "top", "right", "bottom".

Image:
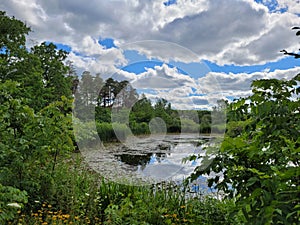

{"left": 81, "top": 134, "right": 222, "bottom": 194}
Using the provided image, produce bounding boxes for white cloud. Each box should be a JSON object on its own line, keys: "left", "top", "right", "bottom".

{"left": 2, "top": 0, "right": 300, "bottom": 67}
{"left": 198, "top": 66, "right": 300, "bottom": 98}
{"left": 5, "top": 0, "right": 48, "bottom": 26}
{"left": 122, "top": 41, "right": 201, "bottom": 63}
{"left": 277, "top": 0, "right": 300, "bottom": 14}
{"left": 1, "top": 0, "right": 300, "bottom": 109}
{"left": 132, "top": 64, "right": 196, "bottom": 89}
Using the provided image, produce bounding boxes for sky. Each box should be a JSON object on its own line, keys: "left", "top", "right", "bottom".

{"left": 1, "top": 0, "right": 300, "bottom": 110}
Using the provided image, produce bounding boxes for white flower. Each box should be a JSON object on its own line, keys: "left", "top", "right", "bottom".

{"left": 7, "top": 203, "right": 22, "bottom": 208}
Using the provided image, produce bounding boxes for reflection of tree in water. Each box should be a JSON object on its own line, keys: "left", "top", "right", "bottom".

{"left": 115, "top": 152, "right": 168, "bottom": 167}
{"left": 116, "top": 153, "right": 151, "bottom": 166}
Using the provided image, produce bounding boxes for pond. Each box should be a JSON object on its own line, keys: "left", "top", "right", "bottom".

{"left": 81, "top": 134, "right": 221, "bottom": 194}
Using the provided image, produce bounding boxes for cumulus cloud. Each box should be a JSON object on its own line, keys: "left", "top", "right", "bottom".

{"left": 1, "top": 0, "right": 300, "bottom": 109}
{"left": 115, "top": 65, "right": 300, "bottom": 110}
{"left": 277, "top": 0, "right": 300, "bottom": 14}
{"left": 198, "top": 66, "right": 300, "bottom": 98}
{"left": 2, "top": 0, "right": 300, "bottom": 66}
{"left": 122, "top": 41, "right": 201, "bottom": 63}
{"left": 132, "top": 64, "right": 196, "bottom": 89}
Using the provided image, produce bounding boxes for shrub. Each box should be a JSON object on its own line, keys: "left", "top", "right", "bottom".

{"left": 0, "top": 184, "right": 28, "bottom": 224}
{"left": 181, "top": 118, "right": 199, "bottom": 133}
{"left": 96, "top": 122, "right": 131, "bottom": 142}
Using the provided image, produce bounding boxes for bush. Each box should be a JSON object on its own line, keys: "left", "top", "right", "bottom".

{"left": 181, "top": 118, "right": 199, "bottom": 133}
{"left": 0, "top": 184, "right": 28, "bottom": 224}
{"left": 96, "top": 122, "right": 131, "bottom": 142}
{"left": 130, "top": 121, "right": 150, "bottom": 135}
{"left": 189, "top": 75, "right": 300, "bottom": 224}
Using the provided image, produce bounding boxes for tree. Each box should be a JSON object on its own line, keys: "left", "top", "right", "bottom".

{"left": 0, "top": 80, "right": 74, "bottom": 204}
{"left": 0, "top": 11, "right": 30, "bottom": 60}
{"left": 118, "top": 81, "right": 139, "bottom": 108}
{"left": 97, "top": 78, "right": 138, "bottom": 108}
{"left": 93, "top": 73, "right": 104, "bottom": 105}
{"left": 131, "top": 94, "right": 154, "bottom": 123}
{"left": 73, "top": 71, "right": 104, "bottom": 121}
{"left": 31, "top": 42, "right": 73, "bottom": 104}
{"left": 0, "top": 11, "right": 47, "bottom": 111}
{"left": 0, "top": 12, "right": 75, "bottom": 217}
{"left": 187, "top": 28, "right": 300, "bottom": 224}
{"left": 79, "top": 71, "right": 94, "bottom": 106}
{"left": 99, "top": 78, "right": 115, "bottom": 107}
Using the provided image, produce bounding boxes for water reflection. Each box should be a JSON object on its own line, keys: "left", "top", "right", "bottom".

{"left": 115, "top": 153, "right": 153, "bottom": 167}
{"left": 112, "top": 135, "right": 207, "bottom": 182}
{"left": 83, "top": 134, "right": 213, "bottom": 186}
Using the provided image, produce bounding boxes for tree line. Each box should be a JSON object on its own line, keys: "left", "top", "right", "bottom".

{"left": 73, "top": 72, "right": 219, "bottom": 140}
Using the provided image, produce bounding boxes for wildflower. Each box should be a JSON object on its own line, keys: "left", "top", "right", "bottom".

{"left": 63, "top": 214, "right": 70, "bottom": 219}
{"left": 7, "top": 203, "right": 22, "bottom": 208}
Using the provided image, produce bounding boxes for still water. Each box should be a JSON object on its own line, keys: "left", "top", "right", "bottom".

{"left": 82, "top": 134, "right": 219, "bottom": 193}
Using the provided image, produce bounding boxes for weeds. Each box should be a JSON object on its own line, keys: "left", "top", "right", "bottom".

{"left": 4, "top": 155, "right": 239, "bottom": 224}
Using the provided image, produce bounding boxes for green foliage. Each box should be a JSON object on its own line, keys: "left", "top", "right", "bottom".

{"left": 130, "top": 121, "right": 150, "bottom": 135}
{"left": 1, "top": 11, "right": 74, "bottom": 112}
{"left": 199, "top": 113, "right": 212, "bottom": 133}
{"left": 73, "top": 119, "right": 98, "bottom": 146}
{"left": 181, "top": 118, "right": 199, "bottom": 133}
{"left": 103, "top": 188, "right": 237, "bottom": 225}
{"left": 189, "top": 74, "right": 300, "bottom": 224}
{"left": 96, "top": 122, "right": 131, "bottom": 142}
{"left": 0, "top": 80, "right": 74, "bottom": 203}
{"left": 0, "top": 10, "right": 237, "bottom": 225}
{"left": 0, "top": 12, "right": 75, "bottom": 223}
{"left": 131, "top": 95, "right": 154, "bottom": 123}
{"left": 0, "top": 184, "right": 28, "bottom": 224}
{"left": 95, "top": 106, "right": 112, "bottom": 123}
{"left": 31, "top": 42, "right": 73, "bottom": 104}
{"left": 10, "top": 156, "right": 235, "bottom": 224}
{"left": 0, "top": 11, "right": 30, "bottom": 56}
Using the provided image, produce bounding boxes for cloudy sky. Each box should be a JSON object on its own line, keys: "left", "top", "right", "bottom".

{"left": 2, "top": 0, "right": 300, "bottom": 109}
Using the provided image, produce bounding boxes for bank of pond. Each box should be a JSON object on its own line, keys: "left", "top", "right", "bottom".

{"left": 4, "top": 155, "right": 239, "bottom": 225}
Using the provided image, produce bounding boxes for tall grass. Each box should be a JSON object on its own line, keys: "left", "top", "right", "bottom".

{"left": 11, "top": 155, "right": 240, "bottom": 224}
{"left": 96, "top": 122, "right": 130, "bottom": 142}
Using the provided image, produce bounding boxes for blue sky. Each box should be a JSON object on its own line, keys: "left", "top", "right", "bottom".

{"left": 54, "top": 40, "right": 299, "bottom": 77}
{"left": 2, "top": 0, "right": 300, "bottom": 109}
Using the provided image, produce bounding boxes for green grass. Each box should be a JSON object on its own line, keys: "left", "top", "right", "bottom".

{"left": 7, "top": 155, "right": 240, "bottom": 225}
